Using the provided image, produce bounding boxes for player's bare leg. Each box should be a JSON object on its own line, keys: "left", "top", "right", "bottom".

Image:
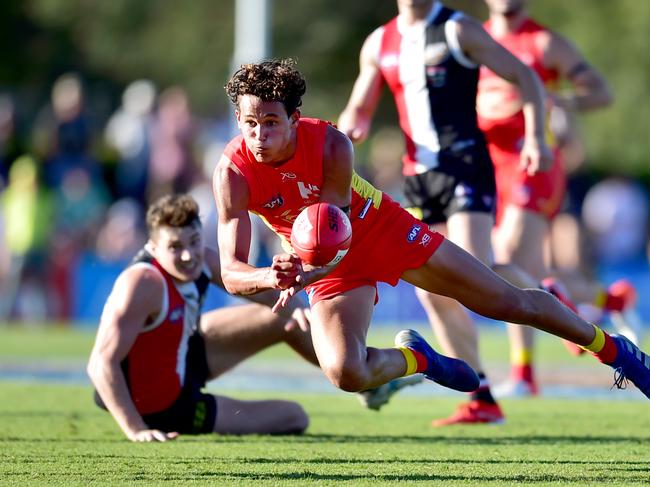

{"left": 403, "top": 238, "right": 650, "bottom": 399}
{"left": 404, "top": 239, "right": 592, "bottom": 342}
{"left": 549, "top": 213, "right": 643, "bottom": 344}
{"left": 201, "top": 303, "right": 314, "bottom": 435}
{"left": 492, "top": 206, "right": 550, "bottom": 397}
{"left": 309, "top": 286, "right": 477, "bottom": 393}
{"left": 201, "top": 303, "right": 319, "bottom": 376}
{"left": 214, "top": 396, "right": 309, "bottom": 435}
{"left": 417, "top": 214, "right": 493, "bottom": 372}
{"left": 412, "top": 212, "right": 503, "bottom": 424}
{"left": 309, "top": 285, "right": 408, "bottom": 392}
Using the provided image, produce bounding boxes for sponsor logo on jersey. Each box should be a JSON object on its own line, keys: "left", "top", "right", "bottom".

{"left": 298, "top": 181, "right": 320, "bottom": 200}
{"left": 407, "top": 224, "right": 422, "bottom": 243}
{"left": 279, "top": 205, "right": 309, "bottom": 224}
{"left": 454, "top": 183, "right": 473, "bottom": 197}
{"left": 262, "top": 193, "right": 284, "bottom": 209}
{"left": 281, "top": 172, "right": 296, "bottom": 181}
{"left": 358, "top": 198, "right": 373, "bottom": 219}
{"left": 513, "top": 184, "right": 532, "bottom": 205}
{"left": 169, "top": 307, "right": 184, "bottom": 323}
{"left": 379, "top": 54, "right": 399, "bottom": 69}
{"left": 419, "top": 233, "right": 432, "bottom": 247}
{"left": 426, "top": 65, "right": 447, "bottom": 88}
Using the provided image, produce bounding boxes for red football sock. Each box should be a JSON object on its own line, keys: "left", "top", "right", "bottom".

{"left": 410, "top": 348, "right": 429, "bottom": 373}
{"left": 511, "top": 364, "right": 534, "bottom": 383}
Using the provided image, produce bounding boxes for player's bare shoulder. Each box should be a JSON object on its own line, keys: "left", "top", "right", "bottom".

{"left": 104, "top": 263, "right": 166, "bottom": 320}
{"left": 324, "top": 124, "right": 354, "bottom": 170}
{"left": 452, "top": 13, "right": 497, "bottom": 58}
{"left": 214, "top": 153, "right": 250, "bottom": 213}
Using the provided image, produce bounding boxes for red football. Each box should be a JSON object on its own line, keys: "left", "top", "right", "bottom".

{"left": 291, "top": 203, "right": 352, "bottom": 266}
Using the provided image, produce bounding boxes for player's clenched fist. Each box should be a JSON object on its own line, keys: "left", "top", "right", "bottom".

{"left": 267, "top": 253, "right": 305, "bottom": 290}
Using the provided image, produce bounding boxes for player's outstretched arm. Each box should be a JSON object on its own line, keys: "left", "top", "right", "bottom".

{"left": 214, "top": 155, "right": 301, "bottom": 296}
{"left": 544, "top": 32, "right": 613, "bottom": 112}
{"left": 87, "top": 266, "right": 178, "bottom": 442}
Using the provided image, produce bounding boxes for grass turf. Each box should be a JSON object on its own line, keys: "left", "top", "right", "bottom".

{"left": 1, "top": 324, "right": 649, "bottom": 485}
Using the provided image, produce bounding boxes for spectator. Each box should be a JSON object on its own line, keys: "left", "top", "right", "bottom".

{"left": 148, "top": 86, "right": 200, "bottom": 201}
{"left": 104, "top": 80, "right": 157, "bottom": 204}
{"left": 0, "top": 155, "right": 53, "bottom": 320}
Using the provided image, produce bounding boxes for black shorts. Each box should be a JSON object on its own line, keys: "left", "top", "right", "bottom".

{"left": 94, "top": 331, "right": 217, "bottom": 434}
{"left": 402, "top": 144, "right": 496, "bottom": 225}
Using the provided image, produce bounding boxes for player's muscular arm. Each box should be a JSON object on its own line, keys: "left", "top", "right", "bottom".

{"left": 215, "top": 157, "right": 299, "bottom": 295}
{"left": 204, "top": 247, "right": 310, "bottom": 330}
{"left": 338, "top": 30, "right": 384, "bottom": 143}
{"left": 544, "top": 33, "right": 613, "bottom": 111}
{"left": 456, "top": 17, "right": 552, "bottom": 173}
{"left": 87, "top": 268, "right": 176, "bottom": 442}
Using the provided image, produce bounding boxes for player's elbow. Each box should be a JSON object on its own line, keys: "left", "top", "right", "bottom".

{"left": 86, "top": 352, "right": 115, "bottom": 386}
{"left": 86, "top": 355, "right": 101, "bottom": 385}
{"left": 220, "top": 272, "right": 240, "bottom": 296}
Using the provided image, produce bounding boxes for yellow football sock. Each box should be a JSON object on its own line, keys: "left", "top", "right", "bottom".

{"left": 510, "top": 348, "right": 533, "bottom": 366}
{"left": 580, "top": 324, "right": 605, "bottom": 353}
{"left": 396, "top": 346, "right": 419, "bottom": 376}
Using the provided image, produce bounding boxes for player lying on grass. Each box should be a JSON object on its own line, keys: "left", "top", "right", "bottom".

{"left": 213, "top": 59, "right": 650, "bottom": 409}
{"left": 87, "top": 194, "right": 319, "bottom": 442}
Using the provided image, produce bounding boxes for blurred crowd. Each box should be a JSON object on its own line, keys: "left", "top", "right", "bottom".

{"left": 0, "top": 73, "right": 233, "bottom": 321}
{"left": 0, "top": 72, "right": 648, "bottom": 323}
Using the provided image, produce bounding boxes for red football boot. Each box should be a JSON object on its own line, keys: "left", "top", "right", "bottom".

{"left": 431, "top": 400, "right": 505, "bottom": 426}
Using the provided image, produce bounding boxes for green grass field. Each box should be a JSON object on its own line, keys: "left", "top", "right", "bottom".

{"left": 1, "top": 325, "right": 649, "bottom": 485}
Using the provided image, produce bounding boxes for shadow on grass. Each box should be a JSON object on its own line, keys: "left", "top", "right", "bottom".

{"left": 191, "top": 471, "right": 650, "bottom": 483}
{"left": 2, "top": 433, "right": 648, "bottom": 446}
{"left": 181, "top": 433, "right": 650, "bottom": 446}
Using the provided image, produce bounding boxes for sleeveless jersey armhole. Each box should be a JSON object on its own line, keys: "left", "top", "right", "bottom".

{"left": 445, "top": 14, "right": 478, "bottom": 69}
{"left": 366, "top": 26, "right": 385, "bottom": 66}
{"left": 130, "top": 262, "right": 169, "bottom": 333}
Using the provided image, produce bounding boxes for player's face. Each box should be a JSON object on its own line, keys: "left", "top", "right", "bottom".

{"left": 236, "top": 95, "right": 299, "bottom": 165}
{"left": 150, "top": 223, "right": 204, "bottom": 282}
{"left": 484, "top": 0, "right": 526, "bottom": 16}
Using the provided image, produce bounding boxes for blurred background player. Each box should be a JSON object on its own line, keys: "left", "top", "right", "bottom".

{"left": 87, "top": 193, "right": 317, "bottom": 441}
{"left": 338, "top": 0, "right": 554, "bottom": 425}
{"left": 477, "top": 0, "right": 640, "bottom": 397}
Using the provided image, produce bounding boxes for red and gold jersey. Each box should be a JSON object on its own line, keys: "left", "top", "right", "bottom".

{"left": 223, "top": 117, "right": 383, "bottom": 251}
{"left": 477, "top": 18, "right": 560, "bottom": 153}
{"left": 224, "top": 117, "right": 444, "bottom": 304}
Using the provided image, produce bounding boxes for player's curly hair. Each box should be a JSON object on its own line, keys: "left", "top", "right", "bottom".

{"left": 146, "top": 194, "right": 201, "bottom": 235}
{"left": 225, "top": 58, "right": 306, "bottom": 116}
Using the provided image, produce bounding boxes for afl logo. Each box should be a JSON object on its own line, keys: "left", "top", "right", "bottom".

{"left": 407, "top": 224, "right": 422, "bottom": 243}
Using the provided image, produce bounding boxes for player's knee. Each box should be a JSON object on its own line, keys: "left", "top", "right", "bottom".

{"left": 322, "top": 362, "right": 368, "bottom": 392}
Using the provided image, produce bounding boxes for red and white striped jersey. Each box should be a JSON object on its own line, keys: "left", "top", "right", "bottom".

{"left": 370, "top": 2, "right": 486, "bottom": 175}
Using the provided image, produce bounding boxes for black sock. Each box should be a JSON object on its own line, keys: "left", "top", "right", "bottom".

{"left": 470, "top": 372, "right": 497, "bottom": 404}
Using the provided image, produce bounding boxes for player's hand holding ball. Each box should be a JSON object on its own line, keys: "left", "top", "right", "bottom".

{"left": 272, "top": 203, "right": 352, "bottom": 313}
{"left": 290, "top": 202, "right": 352, "bottom": 267}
